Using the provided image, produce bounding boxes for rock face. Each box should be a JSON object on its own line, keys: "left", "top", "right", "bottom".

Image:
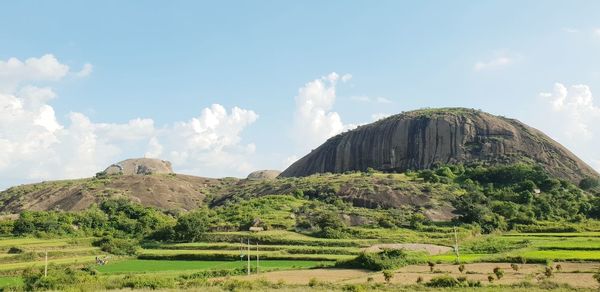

{"left": 104, "top": 158, "right": 173, "bottom": 175}
{"left": 280, "top": 108, "right": 599, "bottom": 183}
{"left": 247, "top": 170, "right": 281, "bottom": 180}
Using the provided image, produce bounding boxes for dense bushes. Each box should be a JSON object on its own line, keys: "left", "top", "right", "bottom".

{"left": 173, "top": 208, "right": 212, "bottom": 242}
{"left": 22, "top": 266, "right": 98, "bottom": 291}
{"left": 13, "top": 211, "right": 77, "bottom": 236}
{"left": 425, "top": 275, "right": 481, "bottom": 288}
{"left": 5, "top": 162, "right": 599, "bottom": 241}
{"left": 448, "top": 163, "right": 594, "bottom": 233}
{"left": 336, "top": 249, "right": 411, "bottom": 271}
{"left": 9, "top": 199, "right": 176, "bottom": 240}
{"left": 92, "top": 236, "right": 139, "bottom": 255}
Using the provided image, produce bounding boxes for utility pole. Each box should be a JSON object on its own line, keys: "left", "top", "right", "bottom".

{"left": 247, "top": 239, "right": 250, "bottom": 275}
{"left": 240, "top": 238, "right": 243, "bottom": 262}
{"left": 44, "top": 250, "right": 48, "bottom": 277}
{"left": 256, "top": 242, "right": 259, "bottom": 275}
{"left": 453, "top": 226, "right": 460, "bottom": 263}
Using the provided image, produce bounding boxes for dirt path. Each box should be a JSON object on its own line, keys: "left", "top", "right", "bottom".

{"left": 363, "top": 243, "right": 453, "bottom": 255}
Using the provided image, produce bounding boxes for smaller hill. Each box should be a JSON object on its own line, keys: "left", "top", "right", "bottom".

{"left": 247, "top": 170, "right": 281, "bottom": 180}
{"left": 104, "top": 158, "right": 173, "bottom": 175}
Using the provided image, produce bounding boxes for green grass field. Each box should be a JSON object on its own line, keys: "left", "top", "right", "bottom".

{"left": 0, "top": 277, "right": 21, "bottom": 289}
{"left": 1, "top": 230, "right": 600, "bottom": 290}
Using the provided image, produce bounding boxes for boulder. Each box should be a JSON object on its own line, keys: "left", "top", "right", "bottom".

{"left": 104, "top": 158, "right": 173, "bottom": 175}
{"left": 247, "top": 170, "right": 281, "bottom": 180}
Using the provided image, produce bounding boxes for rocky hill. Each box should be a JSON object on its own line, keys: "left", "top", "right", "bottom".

{"left": 1, "top": 108, "right": 598, "bottom": 216}
{"left": 104, "top": 158, "right": 173, "bottom": 175}
{"left": 280, "top": 108, "right": 599, "bottom": 183}
{"left": 247, "top": 170, "right": 281, "bottom": 180}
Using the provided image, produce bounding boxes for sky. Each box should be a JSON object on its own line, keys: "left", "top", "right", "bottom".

{"left": 1, "top": 1, "right": 600, "bottom": 189}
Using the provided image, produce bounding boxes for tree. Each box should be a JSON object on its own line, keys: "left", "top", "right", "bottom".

{"left": 428, "top": 261, "right": 436, "bottom": 272}
{"left": 174, "top": 209, "right": 211, "bottom": 242}
{"left": 580, "top": 177, "right": 600, "bottom": 190}
{"left": 493, "top": 267, "right": 504, "bottom": 280}
{"left": 382, "top": 270, "right": 394, "bottom": 283}
{"left": 593, "top": 269, "right": 600, "bottom": 287}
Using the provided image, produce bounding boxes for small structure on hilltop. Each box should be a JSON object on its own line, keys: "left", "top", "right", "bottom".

{"left": 249, "top": 218, "right": 265, "bottom": 232}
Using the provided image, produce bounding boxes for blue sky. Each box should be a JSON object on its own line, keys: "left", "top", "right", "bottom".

{"left": 1, "top": 1, "right": 600, "bottom": 189}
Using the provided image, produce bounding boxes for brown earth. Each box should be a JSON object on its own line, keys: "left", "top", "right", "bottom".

{"left": 280, "top": 108, "right": 599, "bottom": 184}
{"left": 231, "top": 262, "right": 600, "bottom": 289}
{"left": 0, "top": 174, "right": 219, "bottom": 212}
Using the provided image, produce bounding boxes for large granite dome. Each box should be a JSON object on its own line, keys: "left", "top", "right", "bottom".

{"left": 280, "top": 108, "right": 599, "bottom": 183}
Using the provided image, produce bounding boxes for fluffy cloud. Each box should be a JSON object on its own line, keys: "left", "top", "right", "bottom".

{"left": 0, "top": 54, "right": 70, "bottom": 91}
{"left": 538, "top": 83, "right": 600, "bottom": 171}
{"left": 147, "top": 104, "right": 259, "bottom": 175}
{"left": 0, "top": 54, "right": 259, "bottom": 189}
{"left": 76, "top": 63, "right": 94, "bottom": 77}
{"left": 539, "top": 83, "right": 600, "bottom": 140}
{"left": 293, "top": 72, "right": 354, "bottom": 151}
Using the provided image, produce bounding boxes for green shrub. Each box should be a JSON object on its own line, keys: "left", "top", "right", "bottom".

{"left": 0, "top": 219, "right": 13, "bottom": 235}
{"left": 580, "top": 177, "right": 600, "bottom": 190}
{"left": 382, "top": 270, "right": 394, "bottom": 283}
{"left": 92, "top": 236, "right": 139, "bottom": 255}
{"left": 336, "top": 249, "right": 410, "bottom": 271}
{"left": 426, "top": 275, "right": 459, "bottom": 287}
{"left": 120, "top": 275, "right": 177, "bottom": 289}
{"left": 7, "top": 246, "right": 24, "bottom": 254}
{"left": 493, "top": 267, "right": 504, "bottom": 279}
{"left": 22, "top": 266, "right": 97, "bottom": 291}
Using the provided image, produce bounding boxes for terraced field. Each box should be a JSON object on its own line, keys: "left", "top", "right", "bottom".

{"left": 1, "top": 230, "right": 600, "bottom": 290}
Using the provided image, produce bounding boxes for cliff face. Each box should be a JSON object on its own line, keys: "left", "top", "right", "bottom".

{"left": 280, "top": 108, "right": 599, "bottom": 183}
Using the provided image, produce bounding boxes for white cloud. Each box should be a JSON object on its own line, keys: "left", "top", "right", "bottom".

{"left": 293, "top": 72, "right": 355, "bottom": 152}
{"left": 0, "top": 54, "right": 259, "bottom": 189}
{"left": 594, "top": 28, "right": 600, "bottom": 38}
{"left": 351, "top": 96, "right": 392, "bottom": 104}
{"left": 539, "top": 83, "right": 599, "bottom": 139}
{"left": 341, "top": 74, "right": 352, "bottom": 82}
{"left": 474, "top": 55, "right": 513, "bottom": 72}
{"left": 76, "top": 63, "right": 93, "bottom": 77}
{"left": 537, "top": 83, "right": 600, "bottom": 172}
{"left": 148, "top": 104, "right": 259, "bottom": 175}
{"left": 0, "top": 54, "right": 70, "bottom": 91}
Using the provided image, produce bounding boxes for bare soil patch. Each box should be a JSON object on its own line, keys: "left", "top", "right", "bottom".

{"left": 230, "top": 269, "right": 371, "bottom": 284}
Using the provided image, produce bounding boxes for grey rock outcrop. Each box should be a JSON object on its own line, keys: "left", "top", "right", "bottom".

{"left": 280, "top": 108, "right": 599, "bottom": 183}
{"left": 247, "top": 170, "right": 281, "bottom": 180}
{"left": 104, "top": 158, "right": 173, "bottom": 175}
